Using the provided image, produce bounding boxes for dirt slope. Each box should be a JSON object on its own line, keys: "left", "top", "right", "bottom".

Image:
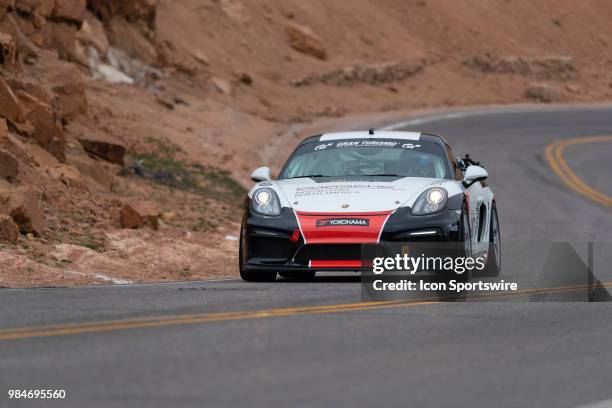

{"left": 0, "top": 0, "right": 611, "bottom": 287}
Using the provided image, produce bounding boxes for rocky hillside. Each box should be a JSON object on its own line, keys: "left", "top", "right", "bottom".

{"left": 0, "top": 0, "right": 611, "bottom": 287}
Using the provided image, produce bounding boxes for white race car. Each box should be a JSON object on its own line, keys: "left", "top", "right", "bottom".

{"left": 239, "top": 130, "right": 501, "bottom": 281}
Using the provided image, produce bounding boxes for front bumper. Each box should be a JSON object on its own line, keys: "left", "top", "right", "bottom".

{"left": 241, "top": 204, "right": 462, "bottom": 272}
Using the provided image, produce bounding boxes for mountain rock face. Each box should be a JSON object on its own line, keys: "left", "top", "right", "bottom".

{"left": 1, "top": 0, "right": 612, "bottom": 287}
{"left": 0, "top": 213, "right": 19, "bottom": 243}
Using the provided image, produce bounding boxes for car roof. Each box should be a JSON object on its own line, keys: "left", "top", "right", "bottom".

{"left": 299, "top": 131, "right": 446, "bottom": 146}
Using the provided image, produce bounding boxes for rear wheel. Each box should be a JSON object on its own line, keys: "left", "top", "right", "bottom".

{"left": 482, "top": 204, "right": 501, "bottom": 276}
{"left": 278, "top": 271, "right": 316, "bottom": 281}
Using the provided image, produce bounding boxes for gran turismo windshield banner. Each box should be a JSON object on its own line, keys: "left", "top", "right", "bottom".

{"left": 305, "top": 139, "right": 432, "bottom": 154}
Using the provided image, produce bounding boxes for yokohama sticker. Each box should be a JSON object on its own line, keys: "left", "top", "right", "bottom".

{"left": 316, "top": 218, "right": 370, "bottom": 227}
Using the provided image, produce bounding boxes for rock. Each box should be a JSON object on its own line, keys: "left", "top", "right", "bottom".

{"left": 72, "top": 32, "right": 91, "bottom": 66}
{"left": 77, "top": 133, "right": 125, "bottom": 164}
{"left": 119, "top": 0, "right": 156, "bottom": 27}
{"left": 119, "top": 203, "right": 140, "bottom": 229}
{"left": 239, "top": 73, "right": 253, "bottom": 85}
{"left": 211, "top": 77, "right": 232, "bottom": 95}
{"left": 75, "top": 13, "right": 109, "bottom": 54}
{"left": 14, "top": 0, "right": 54, "bottom": 15}
{"left": 292, "top": 61, "right": 425, "bottom": 87}
{"left": 120, "top": 200, "right": 160, "bottom": 229}
{"left": 14, "top": 87, "right": 42, "bottom": 112}
{"left": 46, "top": 163, "right": 86, "bottom": 189}
{"left": 96, "top": 63, "right": 134, "bottom": 84}
{"left": 160, "top": 211, "right": 175, "bottom": 223}
{"left": 4, "top": 74, "right": 53, "bottom": 106}
{"left": 9, "top": 19, "right": 43, "bottom": 60}
{"left": 105, "top": 46, "right": 162, "bottom": 81}
{"left": 285, "top": 21, "right": 326, "bottom": 60}
{"left": 565, "top": 84, "right": 580, "bottom": 94}
{"left": 9, "top": 119, "right": 35, "bottom": 138}
{"left": 0, "top": 149, "right": 19, "bottom": 182}
{"left": 0, "top": 31, "right": 18, "bottom": 67}
{"left": 0, "top": 1, "right": 12, "bottom": 20}
{"left": 88, "top": 0, "right": 156, "bottom": 29}
{"left": 14, "top": 0, "right": 54, "bottom": 26}
{"left": 27, "top": 142, "right": 59, "bottom": 167}
{"left": 171, "top": 56, "right": 199, "bottom": 76}
{"left": 0, "top": 76, "right": 26, "bottom": 125}
{"left": 219, "top": 0, "right": 248, "bottom": 23}
{"left": 106, "top": 16, "right": 157, "bottom": 65}
{"left": 52, "top": 0, "right": 86, "bottom": 24}
{"left": 0, "top": 214, "right": 19, "bottom": 243}
{"left": 524, "top": 83, "right": 562, "bottom": 103}
{"left": 46, "top": 21, "right": 78, "bottom": 62}
{"left": 48, "top": 63, "right": 88, "bottom": 121}
{"left": 0, "top": 186, "right": 46, "bottom": 235}
{"left": 191, "top": 49, "right": 209, "bottom": 66}
{"left": 155, "top": 95, "right": 174, "bottom": 110}
{"left": 14, "top": 89, "right": 65, "bottom": 160}
{"left": 44, "top": 137, "right": 66, "bottom": 162}
{"left": 17, "top": 91, "right": 64, "bottom": 147}
{"left": 0, "top": 120, "right": 31, "bottom": 162}
{"left": 464, "top": 54, "right": 576, "bottom": 81}
{"left": 68, "top": 153, "right": 114, "bottom": 191}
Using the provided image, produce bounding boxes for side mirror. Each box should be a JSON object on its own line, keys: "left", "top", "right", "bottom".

{"left": 463, "top": 165, "right": 488, "bottom": 187}
{"left": 251, "top": 166, "right": 271, "bottom": 182}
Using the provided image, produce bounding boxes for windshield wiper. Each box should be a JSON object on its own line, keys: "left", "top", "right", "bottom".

{"left": 283, "top": 174, "right": 332, "bottom": 179}
{"left": 283, "top": 174, "right": 402, "bottom": 179}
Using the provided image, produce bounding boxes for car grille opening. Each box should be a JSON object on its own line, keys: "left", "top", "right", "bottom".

{"left": 293, "top": 244, "right": 361, "bottom": 264}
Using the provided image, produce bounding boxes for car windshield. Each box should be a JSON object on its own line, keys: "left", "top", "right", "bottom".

{"left": 279, "top": 139, "right": 451, "bottom": 179}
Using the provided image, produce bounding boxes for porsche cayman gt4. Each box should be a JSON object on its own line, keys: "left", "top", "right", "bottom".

{"left": 239, "top": 130, "right": 501, "bottom": 281}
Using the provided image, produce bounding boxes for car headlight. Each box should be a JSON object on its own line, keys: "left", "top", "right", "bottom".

{"left": 411, "top": 187, "right": 448, "bottom": 215}
{"left": 251, "top": 188, "right": 281, "bottom": 216}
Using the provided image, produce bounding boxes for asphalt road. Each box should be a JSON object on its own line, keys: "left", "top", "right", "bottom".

{"left": 2, "top": 105, "right": 612, "bottom": 408}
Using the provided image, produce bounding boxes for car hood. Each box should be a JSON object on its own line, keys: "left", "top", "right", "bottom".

{"left": 274, "top": 177, "right": 440, "bottom": 213}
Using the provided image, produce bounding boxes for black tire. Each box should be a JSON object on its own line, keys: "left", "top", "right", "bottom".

{"left": 240, "top": 269, "right": 277, "bottom": 282}
{"left": 455, "top": 200, "right": 472, "bottom": 283}
{"left": 239, "top": 226, "right": 277, "bottom": 282}
{"left": 435, "top": 201, "right": 471, "bottom": 301}
{"left": 482, "top": 204, "right": 501, "bottom": 277}
{"left": 278, "top": 271, "right": 316, "bottom": 281}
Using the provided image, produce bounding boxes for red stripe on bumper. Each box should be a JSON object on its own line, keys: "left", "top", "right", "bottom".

{"left": 296, "top": 211, "right": 392, "bottom": 244}
{"left": 310, "top": 260, "right": 362, "bottom": 268}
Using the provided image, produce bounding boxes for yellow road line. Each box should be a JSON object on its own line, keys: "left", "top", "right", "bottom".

{"left": 0, "top": 300, "right": 436, "bottom": 341}
{"left": 1, "top": 281, "right": 610, "bottom": 341}
{"left": 545, "top": 135, "right": 612, "bottom": 207}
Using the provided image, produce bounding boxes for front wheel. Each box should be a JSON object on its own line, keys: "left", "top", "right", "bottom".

{"left": 482, "top": 204, "right": 501, "bottom": 276}
{"left": 453, "top": 201, "right": 472, "bottom": 283}
{"left": 435, "top": 201, "right": 471, "bottom": 299}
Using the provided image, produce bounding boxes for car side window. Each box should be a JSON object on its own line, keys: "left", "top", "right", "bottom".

{"left": 444, "top": 143, "right": 463, "bottom": 180}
